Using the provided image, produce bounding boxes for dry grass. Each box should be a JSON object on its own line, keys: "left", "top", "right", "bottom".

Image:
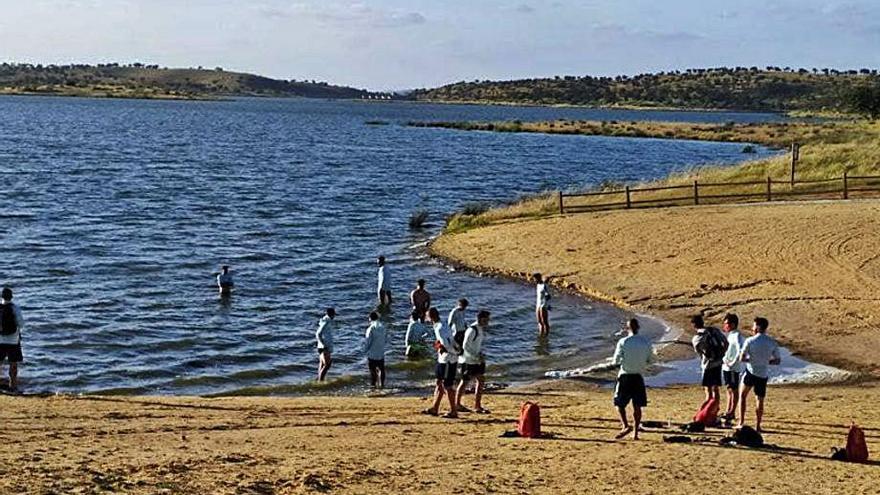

{"left": 435, "top": 119, "right": 880, "bottom": 230}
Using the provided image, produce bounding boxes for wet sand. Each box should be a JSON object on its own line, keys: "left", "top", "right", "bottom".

{"left": 2, "top": 382, "right": 878, "bottom": 494}
{"left": 432, "top": 200, "right": 880, "bottom": 375}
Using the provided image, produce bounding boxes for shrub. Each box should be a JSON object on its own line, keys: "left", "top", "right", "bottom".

{"left": 408, "top": 209, "right": 429, "bottom": 229}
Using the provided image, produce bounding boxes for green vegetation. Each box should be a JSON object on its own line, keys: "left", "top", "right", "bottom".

{"left": 0, "top": 62, "right": 381, "bottom": 100}
{"left": 439, "top": 119, "right": 880, "bottom": 231}
{"left": 848, "top": 84, "right": 880, "bottom": 119}
{"left": 408, "top": 209, "right": 429, "bottom": 229}
{"left": 410, "top": 67, "right": 880, "bottom": 114}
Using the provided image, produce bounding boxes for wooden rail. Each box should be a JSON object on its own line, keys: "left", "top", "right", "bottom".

{"left": 559, "top": 171, "right": 880, "bottom": 214}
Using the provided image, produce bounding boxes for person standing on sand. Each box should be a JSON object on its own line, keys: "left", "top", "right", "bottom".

{"left": 376, "top": 257, "right": 391, "bottom": 308}
{"left": 721, "top": 313, "right": 745, "bottom": 423}
{"left": 0, "top": 288, "right": 24, "bottom": 392}
{"left": 738, "top": 317, "right": 781, "bottom": 432}
{"left": 409, "top": 279, "right": 431, "bottom": 321}
{"left": 456, "top": 310, "right": 491, "bottom": 414}
{"left": 422, "top": 307, "right": 458, "bottom": 418}
{"left": 447, "top": 298, "right": 469, "bottom": 344}
{"left": 316, "top": 308, "right": 336, "bottom": 381}
{"left": 612, "top": 318, "right": 654, "bottom": 440}
{"left": 217, "top": 265, "right": 234, "bottom": 295}
{"left": 364, "top": 311, "right": 387, "bottom": 389}
{"left": 405, "top": 309, "right": 429, "bottom": 359}
{"left": 533, "top": 273, "right": 551, "bottom": 336}
{"left": 691, "top": 314, "right": 727, "bottom": 411}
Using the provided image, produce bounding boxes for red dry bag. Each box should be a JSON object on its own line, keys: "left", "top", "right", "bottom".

{"left": 846, "top": 423, "right": 869, "bottom": 463}
{"left": 693, "top": 397, "right": 720, "bottom": 427}
{"left": 517, "top": 402, "right": 541, "bottom": 438}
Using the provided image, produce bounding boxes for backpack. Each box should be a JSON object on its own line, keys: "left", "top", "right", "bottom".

{"left": 0, "top": 304, "right": 17, "bottom": 336}
{"left": 703, "top": 327, "right": 728, "bottom": 362}
{"left": 517, "top": 402, "right": 541, "bottom": 438}
{"left": 693, "top": 397, "right": 720, "bottom": 427}
{"left": 733, "top": 425, "right": 764, "bottom": 448}
{"left": 846, "top": 423, "right": 869, "bottom": 463}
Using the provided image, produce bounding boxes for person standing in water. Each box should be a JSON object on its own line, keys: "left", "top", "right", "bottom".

{"left": 409, "top": 279, "right": 431, "bottom": 321}
{"left": 376, "top": 256, "right": 391, "bottom": 308}
{"left": 405, "top": 309, "right": 429, "bottom": 359}
{"left": 533, "top": 273, "right": 551, "bottom": 336}
{"left": 447, "top": 298, "right": 469, "bottom": 344}
{"left": 0, "top": 288, "right": 24, "bottom": 392}
{"left": 364, "top": 311, "right": 387, "bottom": 389}
{"left": 456, "top": 310, "right": 491, "bottom": 414}
{"left": 217, "top": 265, "right": 234, "bottom": 295}
{"left": 423, "top": 307, "right": 458, "bottom": 418}
{"left": 316, "top": 308, "right": 336, "bottom": 381}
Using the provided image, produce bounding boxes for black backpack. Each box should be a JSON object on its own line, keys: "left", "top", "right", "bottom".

{"left": 733, "top": 425, "right": 764, "bottom": 448}
{"left": 703, "top": 327, "right": 728, "bottom": 362}
{"left": 0, "top": 304, "right": 17, "bottom": 336}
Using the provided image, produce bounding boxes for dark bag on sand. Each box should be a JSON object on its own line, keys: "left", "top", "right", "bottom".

{"left": 0, "top": 305, "right": 17, "bottom": 336}
{"left": 680, "top": 421, "right": 705, "bottom": 433}
{"left": 831, "top": 447, "right": 848, "bottom": 461}
{"left": 846, "top": 423, "right": 869, "bottom": 463}
{"left": 733, "top": 425, "right": 764, "bottom": 448}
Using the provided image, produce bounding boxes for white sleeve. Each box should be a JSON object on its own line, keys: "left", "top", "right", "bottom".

{"left": 612, "top": 339, "right": 624, "bottom": 365}
{"left": 15, "top": 306, "right": 23, "bottom": 331}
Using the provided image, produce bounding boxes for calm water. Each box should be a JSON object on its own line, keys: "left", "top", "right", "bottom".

{"left": 0, "top": 96, "right": 778, "bottom": 395}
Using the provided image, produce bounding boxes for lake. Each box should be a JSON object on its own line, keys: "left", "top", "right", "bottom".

{"left": 0, "top": 96, "right": 779, "bottom": 395}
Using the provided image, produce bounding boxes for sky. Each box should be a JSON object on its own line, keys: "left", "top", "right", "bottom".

{"left": 1, "top": 0, "right": 879, "bottom": 90}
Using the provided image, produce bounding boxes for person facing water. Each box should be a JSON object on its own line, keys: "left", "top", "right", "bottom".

{"left": 316, "top": 308, "right": 336, "bottom": 382}
{"left": 738, "top": 317, "right": 781, "bottom": 432}
{"left": 456, "top": 310, "right": 490, "bottom": 414}
{"left": 691, "top": 314, "right": 727, "bottom": 412}
{"left": 612, "top": 318, "right": 654, "bottom": 440}
{"left": 533, "top": 273, "right": 551, "bottom": 336}
{"left": 364, "top": 311, "right": 387, "bottom": 389}
{"left": 376, "top": 256, "right": 391, "bottom": 307}
{"left": 423, "top": 307, "right": 458, "bottom": 418}
{"left": 409, "top": 279, "right": 431, "bottom": 321}
{"left": 0, "top": 287, "right": 24, "bottom": 392}
{"left": 217, "top": 265, "right": 234, "bottom": 295}
{"left": 405, "top": 309, "right": 429, "bottom": 359}
{"left": 447, "top": 298, "right": 469, "bottom": 344}
{"left": 721, "top": 313, "right": 745, "bottom": 423}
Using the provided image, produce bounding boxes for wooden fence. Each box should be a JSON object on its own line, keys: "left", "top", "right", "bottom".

{"left": 559, "top": 172, "right": 880, "bottom": 214}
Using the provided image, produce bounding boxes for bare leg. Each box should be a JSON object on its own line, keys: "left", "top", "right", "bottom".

{"left": 542, "top": 308, "right": 550, "bottom": 336}
{"left": 378, "top": 363, "right": 386, "bottom": 389}
{"left": 8, "top": 363, "right": 16, "bottom": 391}
{"left": 726, "top": 387, "right": 738, "bottom": 418}
{"left": 615, "top": 406, "right": 633, "bottom": 439}
{"left": 318, "top": 353, "right": 332, "bottom": 381}
{"left": 368, "top": 363, "right": 378, "bottom": 388}
{"left": 429, "top": 381, "right": 445, "bottom": 413}
{"left": 633, "top": 406, "right": 642, "bottom": 440}
{"left": 455, "top": 378, "right": 468, "bottom": 409}
{"left": 738, "top": 384, "right": 752, "bottom": 427}
{"left": 445, "top": 387, "right": 458, "bottom": 417}
{"left": 755, "top": 396, "right": 765, "bottom": 432}
{"left": 535, "top": 308, "right": 543, "bottom": 333}
{"left": 474, "top": 375, "right": 484, "bottom": 410}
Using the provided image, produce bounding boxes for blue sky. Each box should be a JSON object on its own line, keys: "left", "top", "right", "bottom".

{"left": 1, "top": 0, "right": 878, "bottom": 89}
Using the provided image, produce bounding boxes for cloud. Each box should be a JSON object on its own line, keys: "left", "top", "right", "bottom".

{"left": 591, "top": 23, "right": 703, "bottom": 44}
{"left": 256, "top": 2, "right": 426, "bottom": 28}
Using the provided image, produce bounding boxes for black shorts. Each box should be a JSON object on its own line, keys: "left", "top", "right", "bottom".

{"left": 0, "top": 344, "right": 22, "bottom": 363}
{"left": 460, "top": 363, "right": 486, "bottom": 381}
{"left": 701, "top": 366, "right": 723, "bottom": 387}
{"left": 435, "top": 363, "right": 457, "bottom": 388}
{"left": 613, "top": 374, "right": 647, "bottom": 408}
{"left": 368, "top": 359, "right": 385, "bottom": 373}
{"left": 743, "top": 371, "right": 769, "bottom": 398}
{"left": 723, "top": 370, "right": 741, "bottom": 389}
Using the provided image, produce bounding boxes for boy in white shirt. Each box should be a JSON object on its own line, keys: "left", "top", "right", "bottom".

{"left": 456, "top": 310, "right": 491, "bottom": 414}
{"left": 422, "top": 307, "right": 458, "bottom": 418}
{"left": 738, "top": 317, "right": 781, "bottom": 432}
{"left": 720, "top": 313, "right": 745, "bottom": 422}
{"left": 533, "top": 273, "right": 551, "bottom": 336}
{"left": 315, "top": 308, "right": 336, "bottom": 381}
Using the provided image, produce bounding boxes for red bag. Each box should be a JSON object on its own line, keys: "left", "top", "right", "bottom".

{"left": 517, "top": 402, "right": 541, "bottom": 438}
{"left": 846, "top": 423, "right": 869, "bottom": 463}
{"left": 693, "top": 397, "right": 720, "bottom": 427}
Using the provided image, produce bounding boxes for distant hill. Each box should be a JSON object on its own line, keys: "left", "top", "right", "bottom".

{"left": 0, "top": 63, "right": 386, "bottom": 100}
{"left": 410, "top": 67, "right": 880, "bottom": 113}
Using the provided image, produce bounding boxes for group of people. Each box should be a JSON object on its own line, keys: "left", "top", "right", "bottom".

{"left": 611, "top": 312, "right": 781, "bottom": 440}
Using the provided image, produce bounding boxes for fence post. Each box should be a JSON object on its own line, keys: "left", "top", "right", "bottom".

{"left": 766, "top": 176, "right": 772, "bottom": 201}
{"left": 693, "top": 180, "right": 699, "bottom": 205}
{"left": 625, "top": 186, "right": 631, "bottom": 209}
{"left": 843, "top": 170, "right": 849, "bottom": 200}
{"left": 558, "top": 191, "right": 564, "bottom": 214}
{"left": 790, "top": 142, "right": 799, "bottom": 187}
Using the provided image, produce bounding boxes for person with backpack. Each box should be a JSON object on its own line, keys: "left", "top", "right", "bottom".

{"left": 691, "top": 314, "right": 728, "bottom": 413}
{"left": 447, "top": 298, "right": 469, "bottom": 345}
{"left": 456, "top": 310, "right": 491, "bottom": 414}
{"left": 721, "top": 313, "right": 746, "bottom": 423}
{"left": 316, "top": 308, "right": 336, "bottom": 381}
{"left": 738, "top": 317, "right": 781, "bottom": 432}
{"left": 422, "top": 307, "right": 458, "bottom": 418}
{"left": 363, "top": 311, "right": 387, "bottom": 389}
{"left": 612, "top": 318, "right": 654, "bottom": 440}
{"left": 0, "top": 287, "right": 24, "bottom": 392}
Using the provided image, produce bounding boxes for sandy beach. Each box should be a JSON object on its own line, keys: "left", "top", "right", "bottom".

{"left": 2, "top": 381, "right": 878, "bottom": 494}
{"left": 432, "top": 199, "right": 880, "bottom": 375}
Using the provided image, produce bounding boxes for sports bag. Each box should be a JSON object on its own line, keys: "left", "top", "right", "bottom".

{"left": 693, "top": 397, "right": 720, "bottom": 427}
{"left": 0, "top": 304, "right": 17, "bottom": 336}
{"left": 517, "top": 402, "right": 541, "bottom": 438}
{"left": 846, "top": 423, "right": 869, "bottom": 463}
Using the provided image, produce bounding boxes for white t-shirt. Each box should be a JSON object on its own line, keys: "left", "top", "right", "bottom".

{"left": 536, "top": 283, "right": 550, "bottom": 309}
{"left": 612, "top": 334, "right": 654, "bottom": 376}
{"left": 405, "top": 320, "right": 427, "bottom": 347}
{"left": 722, "top": 330, "right": 746, "bottom": 373}
{"left": 447, "top": 307, "right": 467, "bottom": 335}
{"left": 217, "top": 273, "right": 234, "bottom": 288}
{"left": 316, "top": 315, "right": 334, "bottom": 353}
{"left": 461, "top": 323, "right": 486, "bottom": 365}
{"left": 432, "top": 321, "right": 457, "bottom": 364}
{"left": 0, "top": 302, "right": 23, "bottom": 346}
{"left": 377, "top": 265, "right": 388, "bottom": 291}
{"left": 741, "top": 333, "right": 781, "bottom": 379}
